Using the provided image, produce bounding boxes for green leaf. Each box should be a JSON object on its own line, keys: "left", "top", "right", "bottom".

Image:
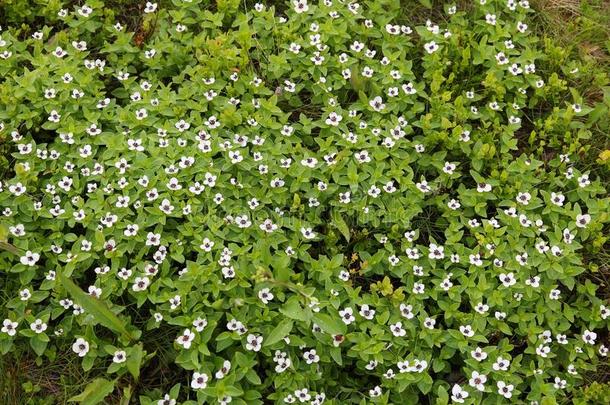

{"left": 417, "top": 373, "right": 433, "bottom": 394}
{"left": 279, "top": 296, "right": 309, "bottom": 322}
{"left": 331, "top": 210, "right": 350, "bottom": 242}
{"left": 0, "top": 241, "right": 21, "bottom": 255}
{"left": 119, "top": 385, "right": 132, "bottom": 405}
{"left": 58, "top": 273, "right": 134, "bottom": 341}
{"left": 126, "top": 343, "right": 144, "bottom": 380}
{"left": 245, "top": 368, "right": 262, "bottom": 385}
{"left": 30, "top": 336, "right": 48, "bottom": 357}
{"left": 436, "top": 385, "right": 449, "bottom": 405}
{"left": 264, "top": 319, "right": 293, "bottom": 347}
{"left": 418, "top": 0, "right": 433, "bottom": 9}
{"left": 541, "top": 397, "right": 558, "bottom": 405}
{"left": 312, "top": 313, "right": 346, "bottom": 335}
{"left": 329, "top": 347, "right": 342, "bottom": 365}
{"left": 0, "top": 223, "right": 9, "bottom": 242}
{"left": 68, "top": 378, "right": 115, "bottom": 405}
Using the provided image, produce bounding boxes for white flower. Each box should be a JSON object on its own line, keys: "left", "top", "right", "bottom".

{"left": 428, "top": 243, "right": 445, "bottom": 259}
{"left": 424, "top": 41, "right": 439, "bottom": 53}
{"left": 469, "top": 254, "right": 483, "bottom": 267}
{"left": 77, "top": 4, "right": 93, "bottom": 17}
{"left": 113, "top": 350, "right": 127, "bottom": 363}
{"left": 469, "top": 371, "right": 487, "bottom": 391}
{"left": 88, "top": 285, "right": 102, "bottom": 297}
{"left": 258, "top": 288, "right": 274, "bottom": 304}
{"left": 416, "top": 179, "right": 431, "bottom": 193}
{"left": 492, "top": 357, "right": 510, "bottom": 371}
{"left": 303, "top": 349, "right": 320, "bottom": 364}
{"left": 443, "top": 161, "right": 456, "bottom": 174}
{"left": 359, "top": 304, "right": 375, "bottom": 320}
{"left": 235, "top": 215, "right": 251, "bottom": 228}
{"left": 460, "top": 325, "right": 474, "bottom": 338}
{"left": 176, "top": 329, "right": 195, "bottom": 349}
{"left": 451, "top": 384, "right": 469, "bottom": 403}
{"left": 424, "top": 317, "right": 436, "bottom": 329}
{"left": 1, "top": 319, "right": 18, "bottom": 336}
{"left": 516, "top": 192, "right": 531, "bottom": 205}
{"left": 294, "top": 388, "right": 311, "bottom": 402}
{"left": 157, "top": 394, "right": 176, "bottom": 405}
{"left": 9, "top": 182, "right": 27, "bottom": 196}
{"left": 497, "top": 381, "right": 514, "bottom": 399}
{"left": 582, "top": 329, "right": 597, "bottom": 345}
{"left": 72, "top": 338, "right": 90, "bottom": 357}
{"left": 301, "top": 227, "right": 316, "bottom": 239}
{"left": 575, "top": 213, "right": 591, "bottom": 228}
{"left": 525, "top": 276, "right": 541, "bottom": 288}
{"left": 550, "top": 192, "right": 565, "bottom": 206}
{"left": 390, "top": 322, "right": 406, "bottom": 337}
{"left": 144, "top": 2, "right": 158, "bottom": 13}
{"left": 222, "top": 266, "right": 235, "bottom": 279}
{"left": 191, "top": 372, "right": 209, "bottom": 389}
{"left": 554, "top": 376, "right": 567, "bottom": 389}
{"left": 601, "top": 305, "right": 610, "bottom": 320}
{"left": 20, "top": 251, "right": 40, "bottom": 266}
{"left": 536, "top": 344, "right": 550, "bottom": 358}
{"left": 402, "top": 82, "right": 417, "bottom": 95}
{"left": 29, "top": 318, "right": 47, "bottom": 334}
{"left": 132, "top": 276, "right": 150, "bottom": 292}
{"left": 549, "top": 289, "right": 561, "bottom": 300}
{"left": 245, "top": 334, "right": 263, "bottom": 351}
{"left": 300, "top": 157, "right": 318, "bottom": 168}
{"left": 339, "top": 307, "right": 355, "bottom": 325}
{"left": 369, "top": 386, "right": 382, "bottom": 397}
{"left": 293, "top": 0, "right": 308, "bottom": 13}
{"left": 200, "top": 237, "right": 215, "bottom": 251}
{"left": 369, "top": 96, "right": 385, "bottom": 111}
{"left": 471, "top": 347, "right": 488, "bottom": 362}
{"left": 499, "top": 273, "right": 516, "bottom": 287}
{"left": 325, "top": 112, "right": 342, "bottom": 126}
{"left": 216, "top": 360, "right": 232, "bottom": 379}
{"left": 146, "top": 232, "right": 161, "bottom": 246}
{"left": 578, "top": 173, "right": 590, "bottom": 187}
{"left": 175, "top": 119, "right": 190, "bottom": 132}
{"left": 193, "top": 317, "right": 208, "bottom": 332}
{"left": 169, "top": 295, "right": 181, "bottom": 309}
{"left": 413, "top": 282, "right": 425, "bottom": 294}
{"left": 124, "top": 224, "right": 139, "bottom": 237}
{"left": 399, "top": 303, "right": 414, "bottom": 319}
{"left": 411, "top": 359, "right": 428, "bottom": 373}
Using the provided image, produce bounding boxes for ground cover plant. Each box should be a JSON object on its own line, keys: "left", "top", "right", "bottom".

{"left": 0, "top": 0, "right": 609, "bottom": 404}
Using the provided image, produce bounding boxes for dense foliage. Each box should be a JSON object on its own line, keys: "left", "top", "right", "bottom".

{"left": 0, "top": 0, "right": 609, "bottom": 404}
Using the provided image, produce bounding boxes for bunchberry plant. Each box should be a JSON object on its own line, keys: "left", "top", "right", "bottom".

{"left": 0, "top": 0, "right": 608, "bottom": 404}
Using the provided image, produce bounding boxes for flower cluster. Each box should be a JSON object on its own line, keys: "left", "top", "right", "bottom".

{"left": 0, "top": 0, "right": 608, "bottom": 404}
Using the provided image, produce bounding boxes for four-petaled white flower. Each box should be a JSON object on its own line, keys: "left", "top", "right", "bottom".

{"left": 424, "top": 41, "right": 439, "bottom": 53}
{"left": 191, "top": 372, "right": 209, "bottom": 389}
{"left": 1, "top": 319, "right": 18, "bottom": 336}
{"left": 176, "top": 329, "right": 195, "bottom": 349}
{"left": 469, "top": 371, "right": 487, "bottom": 391}
{"left": 72, "top": 337, "right": 90, "bottom": 357}
{"left": 20, "top": 251, "right": 40, "bottom": 266}
{"left": 245, "top": 334, "right": 263, "bottom": 352}
{"left": 339, "top": 307, "right": 355, "bottom": 325}
{"left": 497, "top": 381, "right": 514, "bottom": 399}
{"left": 451, "top": 384, "right": 469, "bottom": 403}
{"left": 113, "top": 350, "right": 127, "bottom": 363}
